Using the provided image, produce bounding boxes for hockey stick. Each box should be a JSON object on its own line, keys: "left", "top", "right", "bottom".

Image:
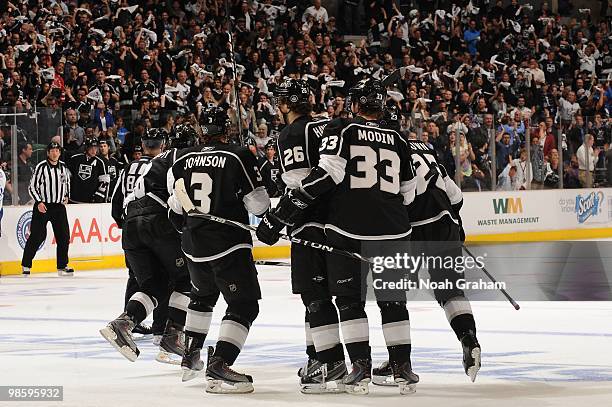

{"left": 462, "top": 245, "right": 521, "bottom": 311}
{"left": 173, "top": 179, "right": 377, "bottom": 266}
{"left": 254, "top": 260, "right": 291, "bottom": 267}
{"left": 381, "top": 66, "right": 409, "bottom": 87}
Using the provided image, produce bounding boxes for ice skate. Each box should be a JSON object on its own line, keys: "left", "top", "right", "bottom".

{"left": 343, "top": 359, "right": 371, "bottom": 395}
{"left": 299, "top": 359, "right": 347, "bottom": 394}
{"left": 57, "top": 267, "right": 74, "bottom": 277}
{"left": 22, "top": 267, "right": 30, "bottom": 277}
{"left": 372, "top": 360, "right": 396, "bottom": 386}
{"left": 132, "top": 323, "right": 153, "bottom": 342}
{"left": 297, "top": 357, "right": 318, "bottom": 377}
{"left": 99, "top": 312, "right": 140, "bottom": 362}
{"left": 461, "top": 331, "right": 481, "bottom": 382}
{"left": 205, "top": 347, "right": 254, "bottom": 394}
{"left": 181, "top": 351, "right": 204, "bottom": 382}
{"left": 391, "top": 360, "right": 419, "bottom": 395}
{"left": 156, "top": 322, "right": 185, "bottom": 365}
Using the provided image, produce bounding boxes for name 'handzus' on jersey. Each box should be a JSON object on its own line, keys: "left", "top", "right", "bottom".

{"left": 276, "top": 116, "right": 329, "bottom": 236}
{"left": 300, "top": 116, "right": 417, "bottom": 240}
{"left": 405, "top": 139, "right": 463, "bottom": 227}
{"left": 168, "top": 143, "right": 270, "bottom": 261}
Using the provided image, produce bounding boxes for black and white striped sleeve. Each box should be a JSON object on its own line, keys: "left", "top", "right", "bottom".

{"left": 64, "top": 164, "right": 71, "bottom": 202}
{"left": 28, "top": 162, "right": 45, "bottom": 202}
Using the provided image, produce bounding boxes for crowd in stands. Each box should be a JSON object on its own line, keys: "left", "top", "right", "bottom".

{"left": 0, "top": 0, "right": 611, "bottom": 205}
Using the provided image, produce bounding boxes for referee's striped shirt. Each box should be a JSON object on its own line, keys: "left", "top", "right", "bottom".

{"left": 29, "top": 159, "right": 71, "bottom": 204}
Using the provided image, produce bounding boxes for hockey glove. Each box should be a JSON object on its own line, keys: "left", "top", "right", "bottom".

{"left": 256, "top": 212, "right": 285, "bottom": 245}
{"left": 168, "top": 209, "right": 186, "bottom": 233}
{"left": 273, "top": 188, "right": 314, "bottom": 226}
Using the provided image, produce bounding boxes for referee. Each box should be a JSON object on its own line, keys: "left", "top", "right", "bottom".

{"left": 21, "top": 142, "right": 73, "bottom": 277}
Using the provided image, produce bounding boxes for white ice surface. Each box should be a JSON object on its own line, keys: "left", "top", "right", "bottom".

{"left": 1, "top": 267, "right": 611, "bottom": 407}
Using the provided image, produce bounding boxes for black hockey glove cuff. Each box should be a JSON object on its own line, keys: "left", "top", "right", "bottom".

{"left": 256, "top": 212, "right": 285, "bottom": 246}
{"left": 273, "top": 188, "right": 314, "bottom": 226}
{"left": 168, "top": 209, "right": 185, "bottom": 233}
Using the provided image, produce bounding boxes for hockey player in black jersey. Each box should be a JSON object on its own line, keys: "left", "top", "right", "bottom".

{"left": 67, "top": 138, "right": 109, "bottom": 203}
{"left": 97, "top": 139, "right": 121, "bottom": 202}
{"left": 101, "top": 129, "right": 178, "bottom": 361}
{"left": 101, "top": 124, "right": 196, "bottom": 365}
{"left": 109, "top": 129, "right": 168, "bottom": 339}
{"left": 257, "top": 78, "right": 419, "bottom": 395}
{"left": 168, "top": 107, "right": 270, "bottom": 393}
{"left": 371, "top": 134, "right": 482, "bottom": 383}
{"left": 258, "top": 140, "right": 281, "bottom": 198}
{"left": 257, "top": 79, "right": 347, "bottom": 393}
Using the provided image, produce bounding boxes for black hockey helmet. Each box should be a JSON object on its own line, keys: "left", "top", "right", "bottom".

{"left": 273, "top": 78, "right": 311, "bottom": 108}
{"left": 199, "top": 106, "right": 230, "bottom": 137}
{"left": 84, "top": 138, "right": 99, "bottom": 149}
{"left": 142, "top": 127, "right": 167, "bottom": 141}
{"left": 264, "top": 139, "right": 276, "bottom": 150}
{"left": 349, "top": 78, "right": 385, "bottom": 111}
{"left": 381, "top": 105, "right": 401, "bottom": 132}
{"left": 47, "top": 141, "right": 63, "bottom": 152}
{"left": 169, "top": 124, "right": 198, "bottom": 149}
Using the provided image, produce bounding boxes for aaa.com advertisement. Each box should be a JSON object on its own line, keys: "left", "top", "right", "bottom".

{"left": 0, "top": 204, "right": 122, "bottom": 262}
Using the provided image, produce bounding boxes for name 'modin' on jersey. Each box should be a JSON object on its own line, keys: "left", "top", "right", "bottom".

{"left": 300, "top": 116, "right": 417, "bottom": 240}
{"left": 168, "top": 143, "right": 270, "bottom": 261}
{"left": 405, "top": 139, "right": 463, "bottom": 227}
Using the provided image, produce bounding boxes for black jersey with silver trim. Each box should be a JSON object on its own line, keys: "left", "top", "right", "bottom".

{"left": 300, "top": 116, "right": 417, "bottom": 240}
{"left": 126, "top": 148, "right": 180, "bottom": 214}
{"left": 168, "top": 143, "right": 270, "bottom": 261}
{"left": 111, "top": 156, "right": 153, "bottom": 227}
{"left": 405, "top": 139, "right": 463, "bottom": 227}
{"left": 276, "top": 115, "right": 330, "bottom": 235}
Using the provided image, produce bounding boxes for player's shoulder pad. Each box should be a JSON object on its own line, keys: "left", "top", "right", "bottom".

{"left": 322, "top": 117, "right": 347, "bottom": 137}
{"left": 226, "top": 144, "right": 257, "bottom": 163}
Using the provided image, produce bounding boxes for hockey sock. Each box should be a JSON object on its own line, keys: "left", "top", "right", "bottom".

{"left": 125, "top": 292, "right": 157, "bottom": 325}
{"left": 214, "top": 301, "right": 259, "bottom": 365}
{"left": 306, "top": 299, "right": 344, "bottom": 363}
{"left": 443, "top": 296, "right": 477, "bottom": 340}
{"left": 184, "top": 296, "right": 216, "bottom": 345}
{"left": 378, "top": 301, "right": 412, "bottom": 364}
{"left": 335, "top": 297, "right": 370, "bottom": 363}
{"left": 304, "top": 311, "right": 316, "bottom": 360}
{"left": 168, "top": 291, "right": 190, "bottom": 327}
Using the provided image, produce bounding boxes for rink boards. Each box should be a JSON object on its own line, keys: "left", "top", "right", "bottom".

{"left": 2, "top": 188, "right": 612, "bottom": 275}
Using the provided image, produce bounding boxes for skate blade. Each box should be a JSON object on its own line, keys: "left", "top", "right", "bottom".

{"left": 132, "top": 333, "right": 153, "bottom": 342}
{"left": 156, "top": 350, "right": 182, "bottom": 365}
{"left": 395, "top": 379, "right": 417, "bottom": 395}
{"left": 205, "top": 379, "right": 254, "bottom": 394}
{"left": 467, "top": 347, "right": 482, "bottom": 383}
{"left": 181, "top": 366, "right": 203, "bottom": 382}
{"left": 300, "top": 380, "right": 346, "bottom": 394}
{"left": 344, "top": 379, "right": 370, "bottom": 395}
{"left": 58, "top": 271, "right": 74, "bottom": 277}
{"left": 372, "top": 375, "right": 398, "bottom": 387}
{"left": 99, "top": 327, "right": 138, "bottom": 362}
